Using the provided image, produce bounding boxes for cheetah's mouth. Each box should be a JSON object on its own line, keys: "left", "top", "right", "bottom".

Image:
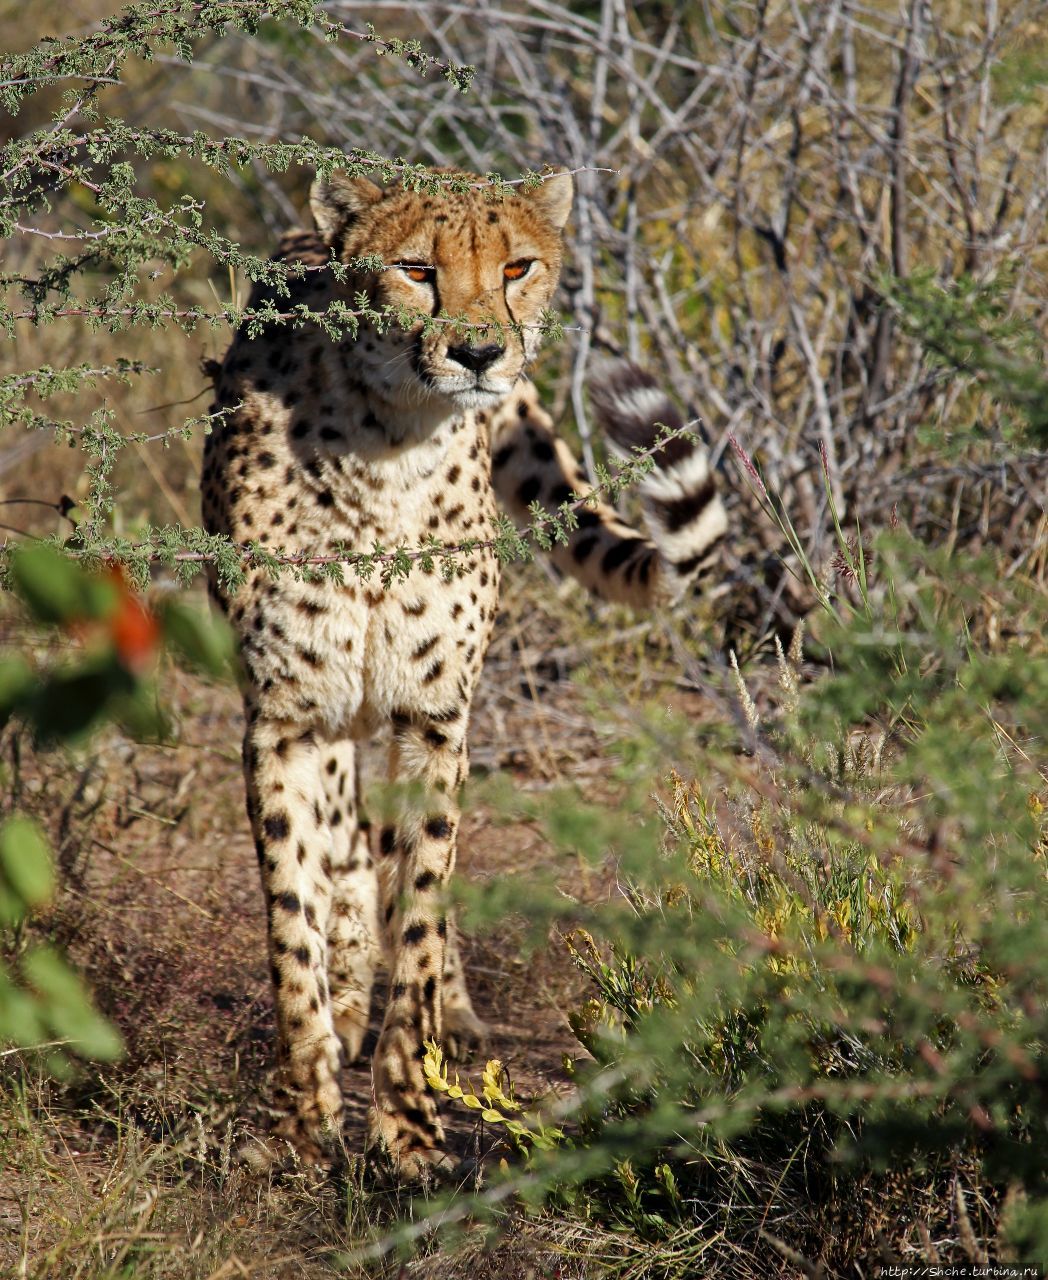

{"left": 442, "top": 373, "right": 511, "bottom": 399}
{"left": 410, "top": 335, "right": 518, "bottom": 407}
{"left": 420, "top": 371, "right": 516, "bottom": 409}
{"left": 446, "top": 380, "right": 513, "bottom": 408}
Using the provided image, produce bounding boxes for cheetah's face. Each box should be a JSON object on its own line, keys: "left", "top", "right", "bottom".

{"left": 310, "top": 171, "right": 572, "bottom": 409}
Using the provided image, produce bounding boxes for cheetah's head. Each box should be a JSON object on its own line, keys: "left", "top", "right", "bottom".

{"left": 309, "top": 169, "right": 572, "bottom": 410}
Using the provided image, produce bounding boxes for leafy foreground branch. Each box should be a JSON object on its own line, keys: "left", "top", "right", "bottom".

{"left": 0, "top": 2, "right": 475, "bottom": 110}
{"left": 0, "top": 415, "right": 694, "bottom": 594}
{"left": 1, "top": 0, "right": 576, "bottom": 568}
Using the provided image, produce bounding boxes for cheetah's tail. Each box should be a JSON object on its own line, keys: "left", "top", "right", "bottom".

{"left": 588, "top": 360, "right": 727, "bottom": 601}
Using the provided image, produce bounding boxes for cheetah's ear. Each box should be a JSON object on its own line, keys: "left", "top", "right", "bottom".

{"left": 522, "top": 171, "right": 573, "bottom": 231}
{"left": 310, "top": 173, "right": 384, "bottom": 243}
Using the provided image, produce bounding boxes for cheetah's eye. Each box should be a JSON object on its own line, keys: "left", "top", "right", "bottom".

{"left": 504, "top": 259, "right": 534, "bottom": 281}
{"left": 397, "top": 264, "right": 435, "bottom": 285}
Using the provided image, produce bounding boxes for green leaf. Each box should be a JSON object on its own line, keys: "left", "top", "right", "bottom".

{"left": 0, "top": 877, "right": 24, "bottom": 928}
{"left": 112, "top": 679, "right": 169, "bottom": 742}
{"left": 21, "top": 946, "right": 122, "bottom": 1061}
{"left": 81, "top": 574, "right": 122, "bottom": 620}
{"left": 24, "top": 658, "right": 135, "bottom": 744}
{"left": 0, "top": 657, "right": 32, "bottom": 724}
{"left": 10, "top": 545, "right": 83, "bottom": 624}
{"left": 0, "top": 962, "right": 47, "bottom": 1047}
{"left": 159, "top": 600, "right": 233, "bottom": 676}
{"left": 0, "top": 816, "right": 54, "bottom": 909}
{"left": 9, "top": 545, "right": 117, "bottom": 625}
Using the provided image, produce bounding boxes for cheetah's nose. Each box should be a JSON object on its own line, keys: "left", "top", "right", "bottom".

{"left": 446, "top": 342, "right": 505, "bottom": 374}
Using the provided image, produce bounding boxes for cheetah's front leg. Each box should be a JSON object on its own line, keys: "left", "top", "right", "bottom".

{"left": 320, "top": 739, "right": 383, "bottom": 1065}
{"left": 245, "top": 715, "right": 344, "bottom": 1164}
{"left": 367, "top": 714, "right": 469, "bottom": 1180}
{"left": 441, "top": 916, "right": 489, "bottom": 1060}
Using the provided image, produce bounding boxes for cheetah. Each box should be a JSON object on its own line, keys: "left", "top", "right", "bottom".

{"left": 201, "top": 169, "right": 727, "bottom": 1180}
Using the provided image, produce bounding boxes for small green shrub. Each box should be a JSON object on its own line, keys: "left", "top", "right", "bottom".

{"left": 433, "top": 536, "right": 1046, "bottom": 1274}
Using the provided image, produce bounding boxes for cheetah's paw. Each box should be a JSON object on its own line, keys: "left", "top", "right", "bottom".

{"left": 442, "top": 1003, "right": 489, "bottom": 1062}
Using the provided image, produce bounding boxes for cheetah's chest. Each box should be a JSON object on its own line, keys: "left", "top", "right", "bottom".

{"left": 209, "top": 393, "right": 502, "bottom": 732}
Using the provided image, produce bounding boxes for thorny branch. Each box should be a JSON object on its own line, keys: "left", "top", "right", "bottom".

{"left": 2, "top": 0, "right": 1046, "bottom": 626}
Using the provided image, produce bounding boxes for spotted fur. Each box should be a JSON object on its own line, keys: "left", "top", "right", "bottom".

{"left": 201, "top": 169, "right": 725, "bottom": 1180}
